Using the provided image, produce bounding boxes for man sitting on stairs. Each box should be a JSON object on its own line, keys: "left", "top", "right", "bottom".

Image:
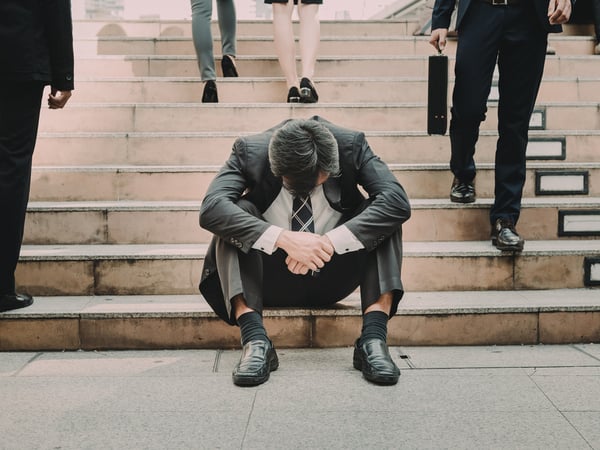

{"left": 199, "top": 117, "right": 411, "bottom": 386}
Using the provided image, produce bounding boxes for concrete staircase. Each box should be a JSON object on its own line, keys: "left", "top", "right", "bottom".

{"left": 2, "top": 19, "right": 600, "bottom": 350}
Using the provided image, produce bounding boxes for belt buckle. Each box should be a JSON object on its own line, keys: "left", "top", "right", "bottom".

{"left": 491, "top": 0, "right": 508, "bottom": 5}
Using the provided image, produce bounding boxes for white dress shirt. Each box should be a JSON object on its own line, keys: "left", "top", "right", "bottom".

{"left": 252, "top": 184, "right": 364, "bottom": 255}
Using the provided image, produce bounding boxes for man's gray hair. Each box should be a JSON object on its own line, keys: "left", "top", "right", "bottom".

{"left": 268, "top": 119, "right": 340, "bottom": 196}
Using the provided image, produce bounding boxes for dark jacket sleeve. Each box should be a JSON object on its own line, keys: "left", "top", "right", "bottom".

{"left": 341, "top": 133, "right": 411, "bottom": 252}
{"left": 431, "top": 0, "right": 457, "bottom": 30}
{"left": 0, "top": 0, "right": 73, "bottom": 88}
{"left": 199, "top": 138, "right": 272, "bottom": 253}
{"left": 43, "top": 0, "right": 75, "bottom": 90}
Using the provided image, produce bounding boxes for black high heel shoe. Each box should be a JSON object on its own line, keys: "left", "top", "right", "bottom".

{"left": 202, "top": 80, "right": 218, "bottom": 103}
{"left": 299, "top": 77, "right": 318, "bottom": 103}
{"left": 221, "top": 54, "right": 239, "bottom": 77}
{"left": 287, "top": 86, "right": 301, "bottom": 103}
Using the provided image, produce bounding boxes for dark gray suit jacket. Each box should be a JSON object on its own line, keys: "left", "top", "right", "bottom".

{"left": 198, "top": 116, "right": 411, "bottom": 317}
{"left": 432, "top": 0, "right": 571, "bottom": 33}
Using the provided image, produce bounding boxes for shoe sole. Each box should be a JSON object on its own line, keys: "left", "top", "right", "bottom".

{"left": 450, "top": 195, "right": 475, "bottom": 204}
{"left": 493, "top": 241, "right": 524, "bottom": 252}
{"left": 353, "top": 354, "right": 399, "bottom": 385}
{"left": 0, "top": 299, "right": 34, "bottom": 312}
{"left": 232, "top": 355, "right": 279, "bottom": 387}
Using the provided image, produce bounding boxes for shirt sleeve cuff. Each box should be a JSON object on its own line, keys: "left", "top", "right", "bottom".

{"left": 325, "top": 225, "right": 364, "bottom": 254}
{"left": 252, "top": 225, "right": 284, "bottom": 255}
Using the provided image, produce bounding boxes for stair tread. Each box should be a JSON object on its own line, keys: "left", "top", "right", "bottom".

{"left": 3, "top": 289, "right": 599, "bottom": 319}
{"left": 18, "top": 240, "right": 600, "bottom": 259}
{"left": 25, "top": 197, "right": 600, "bottom": 211}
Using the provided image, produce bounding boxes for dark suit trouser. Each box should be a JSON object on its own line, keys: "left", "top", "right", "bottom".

{"left": 0, "top": 82, "right": 44, "bottom": 294}
{"left": 203, "top": 201, "right": 404, "bottom": 325}
{"left": 449, "top": 1, "right": 547, "bottom": 225}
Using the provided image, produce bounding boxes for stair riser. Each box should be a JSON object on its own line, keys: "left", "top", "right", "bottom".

{"left": 73, "top": 20, "right": 418, "bottom": 38}
{"left": 72, "top": 57, "right": 600, "bottom": 78}
{"left": 14, "top": 253, "right": 594, "bottom": 296}
{"left": 75, "top": 37, "right": 597, "bottom": 57}
{"left": 34, "top": 133, "right": 600, "bottom": 166}
{"left": 2, "top": 310, "right": 599, "bottom": 351}
{"left": 28, "top": 167, "right": 600, "bottom": 201}
{"left": 38, "top": 104, "right": 600, "bottom": 133}
{"left": 69, "top": 78, "right": 600, "bottom": 104}
{"left": 23, "top": 206, "right": 600, "bottom": 245}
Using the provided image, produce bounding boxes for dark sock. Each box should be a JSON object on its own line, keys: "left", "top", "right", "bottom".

{"left": 237, "top": 311, "right": 269, "bottom": 345}
{"left": 359, "top": 311, "right": 389, "bottom": 344}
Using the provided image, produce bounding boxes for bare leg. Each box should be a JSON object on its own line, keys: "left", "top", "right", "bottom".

{"left": 364, "top": 291, "right": 393, "bottom": 316}
{"left": 297, "top": 3, "right": 320, "bottom": 79}
{"left": 232, "top": 294, "right": 255, "bottom": 321}
{"left": 272, "top": 2, "right": 298, "bottom": 89}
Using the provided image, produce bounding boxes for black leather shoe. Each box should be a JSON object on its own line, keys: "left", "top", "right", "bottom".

{"left": 232, "top": 339, "right": 279, "bottom": 387}
{"left": 0, "top": 293, "right": 34, "bottom": 312}
{"left": 221, "top": 54, "right": 239, "bottom": 77}
{"left": 202, "top": 80, "right": 218, "bottom": 103}
{"left": 353, "top": 338, "right": 400, "bottom": 385}
{"left": 299, "top": 77, "right": 319, "bottom": 103}
{"left": 287, "top": 86, "right": 301, "bottom": 103}
{"left": 450, "top": 177, "right": 475, "bottom": 203}
{"left": 491, "top": 218, "right": 524, "bottom": 252}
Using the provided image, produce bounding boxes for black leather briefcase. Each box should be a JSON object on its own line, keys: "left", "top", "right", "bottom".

{"left": 427, "top": 53, "right": 448, "bottom": 135}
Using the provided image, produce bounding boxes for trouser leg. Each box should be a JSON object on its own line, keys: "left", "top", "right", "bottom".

{"left": 190, "top": 0, "right": 216, "bottom": 80}
{"left": 491, "top": 7, "right": 547, "bottom": 225}
{"left": 0, "top": 83, "right": 44, "bottom": 294}
{"left": 216, "top": 0, "right": 237, "bottom": 56}
{"left": 449, "top": 1, "right": 502, "bottom": 182}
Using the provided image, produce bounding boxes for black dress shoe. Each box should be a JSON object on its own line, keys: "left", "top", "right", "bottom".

{"left": 299, "top": 77, "right": 318, "bottom": 103}
{"left": 221, "top": 54, "right": 239, "bottom": 77}
{"left": 232, "top": 339, "right": 279, "bottom": 387}
{"left": 450, "top": 177, "right": 475, "bottom": 203}
{"left": 287, "top": 86, "right": 301, "bottom": 103}
{"left": 491, "top": 218, "right": 524, "bottom": 251}
{"left": 202, "top": 80, "right": 218, "bottom": 103}
{"left": 353, "top": 338, "right": 400, "bottom": 385}
{"left": 0, "top": 293, "right": 34, "bottom": 312}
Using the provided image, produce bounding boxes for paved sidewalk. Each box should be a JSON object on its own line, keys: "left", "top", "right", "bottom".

{"left": 1, "top": 344, "right": 599, "bottom": 449}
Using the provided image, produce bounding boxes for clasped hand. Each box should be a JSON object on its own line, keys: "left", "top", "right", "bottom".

{"left": 276, "top": 230, "right": 334, "bottom": 275}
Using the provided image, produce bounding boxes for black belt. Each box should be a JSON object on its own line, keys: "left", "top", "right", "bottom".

{"left": 481, "top": 0, "right": 520, "bottom": 5}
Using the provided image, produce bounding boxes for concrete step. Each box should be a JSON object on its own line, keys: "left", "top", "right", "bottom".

{"left": 70, "top": 76, "right": 600, "bottom": 104}
{"left": 28, "top": 162, "right": 600, "bottom": 201}
{"left": 74, "top": 35, "right": 598, "bottom": 57}
{"left": 71, "top": 19, "right": 592, "bottom": 39}
{"left": 0, "top": 289, "right": 599, "bottom": 350}
{"left": 37, "top": 102, "right": 600, "bottom": 133}
{"left": 72, "top": 19, "right": 419, "bottom": 39}
{"left": 72, "top": 54, "right": 600, "bottom": 78}
{"left": 14, "top": 240, "right": 600, "bottom": 295}
{"left": 34, "top": 130, "right": 600, "bottom": 166}
{"left": 23, "top": 198, "right": 600, "bottom": 245}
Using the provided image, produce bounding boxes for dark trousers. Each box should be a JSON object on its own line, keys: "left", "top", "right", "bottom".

{"left": 0, "top": 82, "right": 44, "bottom": 294}
{"left": 202, "top": 201, "right": 404, "bottom": 325}
{"left": 450, "top": 1, "right": 548, "bottom": 225}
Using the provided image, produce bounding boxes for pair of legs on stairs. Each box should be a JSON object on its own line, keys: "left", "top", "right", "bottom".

{"left": 269, "top": 0, "right": 321, "bottom": 102}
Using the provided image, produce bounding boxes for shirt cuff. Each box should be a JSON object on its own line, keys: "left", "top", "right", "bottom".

{"left": 252, "top": 225, "right": 284, "bottom": 255}
{"left": 325, "top": 225, "right": 364, "bottom": 254}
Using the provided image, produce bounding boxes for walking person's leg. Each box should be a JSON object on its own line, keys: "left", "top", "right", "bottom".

{"left": 190, "top": 0, "right": 219, "bottom": 102}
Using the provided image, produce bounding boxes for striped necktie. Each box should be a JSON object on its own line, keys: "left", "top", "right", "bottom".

{"left": 291, "top": 195, "right": 314, "bottom": 233}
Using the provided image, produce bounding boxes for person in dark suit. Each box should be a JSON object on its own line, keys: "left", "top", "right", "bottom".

{"left": 429, "top": 0, "right": 573, "bottom": 251}
{"left": 0, "top": 0, "right": 74, "bottom": 312}
{"left": 199, "top": 117, "right": 411, "bottom": 386}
